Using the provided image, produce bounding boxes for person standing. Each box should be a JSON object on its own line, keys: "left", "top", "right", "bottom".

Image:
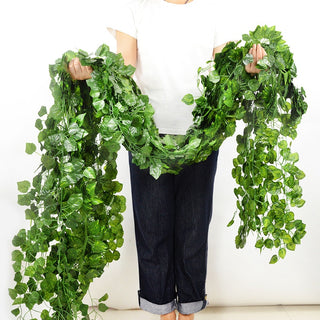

{"left": 69, "top": 1, "right": 265, "bottom": 319}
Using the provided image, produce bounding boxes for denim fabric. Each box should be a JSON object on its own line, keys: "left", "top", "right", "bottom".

{"left": 129, "top": 150, "right": 219, "bottom": 315}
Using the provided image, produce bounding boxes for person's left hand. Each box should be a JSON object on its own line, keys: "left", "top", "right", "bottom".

{"left": 245, "top": 44, "right": 267, "bottom": 74}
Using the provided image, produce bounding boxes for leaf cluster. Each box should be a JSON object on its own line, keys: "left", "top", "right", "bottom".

{"left": 11, "top": 49, "right": 125, "bottom": 319}
{"left": 217, "top": 25, "right": 307, "bottom": 263}
{"left": 10, "top": 25, "right": 308, "bottom": 319}
{"left": 82, "top": 26, "right": 307, "bottom": 264}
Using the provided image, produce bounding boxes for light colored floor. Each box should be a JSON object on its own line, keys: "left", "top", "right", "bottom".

{"left": 89, "top": 305, "right": 320, "bottom": 320}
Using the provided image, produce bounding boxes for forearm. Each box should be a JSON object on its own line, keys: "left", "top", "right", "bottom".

{"left": 116, "top": 31, "right": 137, "bottom": 67}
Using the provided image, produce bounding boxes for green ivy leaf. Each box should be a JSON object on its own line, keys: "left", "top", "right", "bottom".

{"left": 100, "top": 117, "right": 118, "bottom": 135}
{"left": 41, "top": 154, "right": 56, "bottom": 170}
{"left": 255, "top": 239, "right": 264, "bottom": 249}
{"left": 40, "top": 273, "right": 57, "bottom": 292}
{"left": 208, "top": 70, "right": 220, "bottom": 83}
{"left": 38, "top": 106, "right": 47, "bottom": 117}
{"left": 80, "top": 303, "right": 89, "bottom": 316}
{"left": 98, "top": 303, "right": 108, "bottom": 312}
{"left": 116, "top": 238, "right": 124, "bottom": 248}
{"left": 12, "top": 297, "right": 23, "bottom": 305}
{"left": 35, "top": 119, "right": 43, "bottom": 130}
{"left": 269, "top": 255, "right": 278, "bottom": 264}
{"left": 12, "top": 229, "right": 26, "bottom": 247}
{"left": 278, "top": 140, "right": 287, "bottom": 149}
{"left": 69, "top": 122, "right": 88, "bottom": 140}
{"left": 25, "top": 143, "right": 36, "bottom": 155}
{"left": 8, "top": 288, "right": 18, "bottom": 300}
{"left": 75, "top": 113, "right": 86, "bottom": 126}
{"left": 83, "top": 167, "right": 96, "bottom": 179}
{"left": 40, "top": 310, "right": 50, "bottom": 320}
{"left": 282, "top": 234, "right": 292, "bottom": 244}
{"left": 264, "top": 239, "right": 274, "bottom": 249}
{"left": 12, "top": 261, "right": 22, "bottom": 273}
{"left": 123, "top": 93, "right": 137, "bottom": 106}
{"left": 35, "top": 257, "right": 46, "bottom": 268}
{"left": 262, "top": 217, "right": 271, "bottom": 227}
{"left": 49, "top": 103, "right": 63, "bottom": 121}
{"left": 25, "top": 291, "right": 40, "bottom": 310}
{"left": 25, "top": 209, "right": 37, "bottom": 220}
{"left": 244, "top": 90, "right": 256, "bottom": 100}
{"left": 149, "top": 161, "right": 162, "bottom": 179}
{"left": 64, "top": 138, "right": 78, "bottom": 152}
{"left": 15, "top": 283, "right": 28, "bottom": 294}
{"left": 257, "top": 56, "right": 271, "bottom": 69}
{"left": 295, "top": 169, "right": 305, "bottom": 180}
{"left": 113, "top": 250, "right": 120, "bottom": 260}
{"left": 289, "top": 152, "right": 299, "bottom": 163}
{"left": 286, "top": 243, "right": 296, "bottom": 251}
{"left": 279, "top": 248, "right": 286, "bottom": 259}
{"left": 25, "top": 266, "right": 36, "bottom": 277}
{"left": 248, "top": 79, "right": 260, "bottom": 91}
{"left": 66, "top": 193, "right": 83, "bottom": 211}
{"left": 242, "top": 33, "right": 251, "bottom": 42}
{"left": 14, "top": 274, "right": 22, "bottom": 285}
{"left": 17, "top": 194, "right": 31, "bottom": 206}
{"left": 99, "top": 293, "right": 109, "bottom": 302}
{"left": 92, "top": 241, "right": 108, "bottom": 253}
{"left": 188, "top": 138, "right": 201, "bottom": 150}
{"left": 243, "top": 53, "right": 254, "bottom": 65}
{"left": 86, "top": 181, "right": 97, "bottom": 197}
{"left": 17, "top": 180, "right": 31, "bottom": 193}
{"left": 11, "top": 250, "right": 24, "bottom": 262}
{"left": 182, "top": 93, "right": 194, "bottom": 105}
{"left": 227, "top": 219, "right": 234, "bottom": 227}
{"left": 60, "top": 172, "right": 83, "bottom": 188}
{"left": 11, "top": 308, "right": 20, "bottom": 317}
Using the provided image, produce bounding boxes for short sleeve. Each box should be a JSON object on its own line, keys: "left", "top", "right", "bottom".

{"left": 106, "top": 1, "right": 137, "bottom": 39}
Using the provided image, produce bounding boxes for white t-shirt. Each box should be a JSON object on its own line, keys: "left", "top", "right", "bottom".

{"left": 107, "top": 0, "right": 232, "bottom": 135}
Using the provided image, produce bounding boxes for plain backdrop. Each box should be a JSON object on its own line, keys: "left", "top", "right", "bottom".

{"left": 1, "top": 1, "right": 319, "bottom": 319}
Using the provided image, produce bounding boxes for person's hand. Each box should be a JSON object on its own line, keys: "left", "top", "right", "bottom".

{"left": 245, "top": 44, "right": 267, "bottom": 74}
{"left": 68, "top": 57, "right": 93, "bottom": 80}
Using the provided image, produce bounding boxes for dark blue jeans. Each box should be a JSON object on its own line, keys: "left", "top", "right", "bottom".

{"left": 128, "top": 150, "right": 219, "bottom": 315}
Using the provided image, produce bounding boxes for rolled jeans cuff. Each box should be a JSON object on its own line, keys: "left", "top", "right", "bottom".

{"left": 177, "top": 295, "right": 209, "bottom": 315}
{"left": 138, "top": 291, "right": 209, "bottom": 315}
{"left": 138, "top": 291, "right": 177, "bottom": 315}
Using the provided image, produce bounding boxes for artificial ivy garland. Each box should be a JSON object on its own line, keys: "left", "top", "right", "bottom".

{"left": 10, "top": 26, "right": 307, "bottom": 319}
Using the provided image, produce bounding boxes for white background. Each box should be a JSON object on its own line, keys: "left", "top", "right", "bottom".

{"left": 0, "top": 1, "right": 319, "bottom": 319}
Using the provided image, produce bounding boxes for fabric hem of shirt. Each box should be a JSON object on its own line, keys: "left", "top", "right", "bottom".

{"left": 106, "top": 27, "right": 137, "bottom": 40}
{"left": 158, "top": 128, "right": 189, "bottom": 136}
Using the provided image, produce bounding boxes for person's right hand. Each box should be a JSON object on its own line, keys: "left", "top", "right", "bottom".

{"left": 68, "top": 57, "right": 93, "bottom": 80}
